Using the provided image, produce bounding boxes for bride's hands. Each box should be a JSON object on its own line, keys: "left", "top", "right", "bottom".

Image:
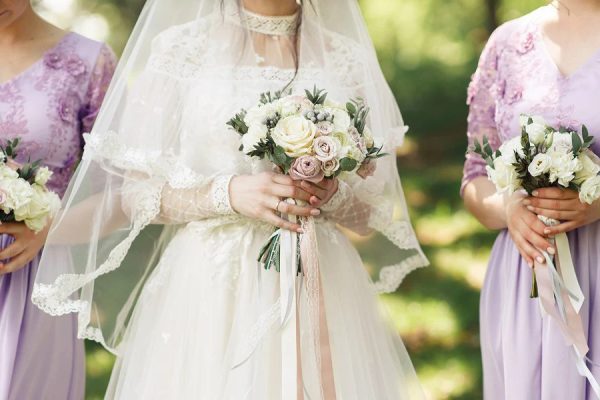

{"left": 504, "top": 191, "right": 554, "bottom": 267}
{"left": 229, "top": 172, "right": 321, "bottom": 232}
{"left": 296, "top": 178, "right": 338, "bottom": 207}
{"left": 524, "top": 187, "right": 600, "bottom": 235}
{"left": 0, "top": 222, "right": 50, "bottom": 275}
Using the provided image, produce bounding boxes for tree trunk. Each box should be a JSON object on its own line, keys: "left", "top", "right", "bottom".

{"left": 485, "top": 0, "right": 499, "bottom": 32}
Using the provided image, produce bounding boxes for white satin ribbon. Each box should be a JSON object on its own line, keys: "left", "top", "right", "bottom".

{"left": 554, "top": 232, "right": 584, "bottom": 312}
{"left": 279, "top": 217, "right": 298, "bottom": 399}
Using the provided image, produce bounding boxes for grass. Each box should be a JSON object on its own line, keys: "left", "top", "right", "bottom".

{"left": 83, "top": 127, "right": 493, "bottom": 400}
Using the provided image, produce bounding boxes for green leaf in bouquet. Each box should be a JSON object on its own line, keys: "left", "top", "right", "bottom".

{"left": 346, "top": 102, "right": 357, "bottom": 117}
{"left": 572, "top": 131, "right": 583, "bottom": 156}
{"left": 305, "top": 86, "right": 327, "bottom": 105}
{"left": 226, "top": 110, "right": 248, "bottom": 135}
{"left": 582, "top": 125, "right": 595, "bottom": 148}
{"left": 339, "top": 157, "right": 358, "bottom": 172}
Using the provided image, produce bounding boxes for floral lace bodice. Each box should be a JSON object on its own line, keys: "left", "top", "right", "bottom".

{"left": 462, "top": 8, "right": 600, "bottom": 193}
{"left": 0, "top": 32, "right": 116, "bottom": 197}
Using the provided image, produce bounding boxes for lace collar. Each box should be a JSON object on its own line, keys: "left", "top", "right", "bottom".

{"left": 239, "top": 8, "right": 300, "bottom": 36}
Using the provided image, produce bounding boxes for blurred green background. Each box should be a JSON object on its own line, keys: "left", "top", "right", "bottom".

{"left": 37, "top": 0, "right": 545, "bottom": 398}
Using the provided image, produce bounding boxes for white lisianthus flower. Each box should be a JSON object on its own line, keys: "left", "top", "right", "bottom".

{"left": 528, "top": 153, "right": 552, "bottom": 177}
{"left": 548, "top": 151, "right": 581, "bottom": 187}
{"left": 331, "top": 108, "right": 351, "bottom": 133}
{"left": 580, "top": 175, "right": 600, "bottom": 204}
{"left": 15, "top": 185, "right": 60, "bottom": 232}
{"left": 34, "top": 166, "right": 53, "bottom": 186}
{"left": 550, "top": 133, "right": 573, "bottom": 154}
{"left": 246, "top": 103, "right": 277, "bottom": 126}
{"left": 499, "top": 136, "right": 525, "bottom": 164}
{"left": 526, "top": 122, "right": 547, "bottom": 145}
{"left": 272, "top": 115, "right": 317, "bottom": 157}
{"left": 1, "top": 178, "right": 33, "bottom": 213}
{"left": 241, "top": 124, "right": 268, "bottom": 154}
{"left": 277, "top": 96, "right": 303, "bottom": 116}
{"left": 574, "top": 150, "right": 600, "bottom": 184}
{"left": 488, "top": 158, "right": 521, "bottom": 193}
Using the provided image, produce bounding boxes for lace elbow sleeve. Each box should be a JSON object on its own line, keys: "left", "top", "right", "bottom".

{"left": 321, "top": 180, "right": 373, "bottom": 236}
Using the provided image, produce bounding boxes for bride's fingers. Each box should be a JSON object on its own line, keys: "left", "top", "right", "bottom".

{"left": 263, "top": 211, "right": 303, "bottom": 233}
{"left": 270, "top": 184, "right": 312, "bottom": 202}
{"left": 276, "top": 200, "right": 320, "bottom": 217}
{"left": 544, "top": 220, "right": 580, "bottom": 235}
{"left": 299, "top": 181, "right": 328, "bottom": 200}
{"left": 525, "top": 197, "right": 580, "bottom": 211}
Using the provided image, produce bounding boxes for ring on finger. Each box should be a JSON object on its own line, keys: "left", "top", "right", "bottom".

{"left": 275, "top": 199, "right": 283, "bottom": 212}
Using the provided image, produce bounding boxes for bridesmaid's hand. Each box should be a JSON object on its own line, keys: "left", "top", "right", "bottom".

{"left": 0, "top": 223, "right": 50, "bottom": 275}
{"left": 524, "top": 187, "right": 600, "bottom": 235}
{"left": 296, "top": 178, "right": 338, "bottom": 208}
{"left": 505, "top": 192, "right": 554, "bottom": 267}
{"left": 229, "top": 172, "right": 320, "bottom": 233}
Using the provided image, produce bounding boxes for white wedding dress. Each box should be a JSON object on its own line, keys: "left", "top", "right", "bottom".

{"left": 32, "top": 2, "right": 428, "bottom": 399}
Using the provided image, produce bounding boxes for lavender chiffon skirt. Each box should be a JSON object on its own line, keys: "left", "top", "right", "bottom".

{"left": 481, "top": 222, "right": 600, "bottom": 399}
{"left": 0, "top": 235, "right": 84, "bottom": 400}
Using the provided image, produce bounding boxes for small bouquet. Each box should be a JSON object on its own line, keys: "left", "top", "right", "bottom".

{"left": 227, "top": 87, "right": 386, "bottom": 270}
{"left": 472, "top": 115, "right": 600, "bottom": 297}
{"left": 474, "top": 118, "right": 600, "bottom": 395}
{"left": 0, "top": 139, "right": 61, "bottom": 233}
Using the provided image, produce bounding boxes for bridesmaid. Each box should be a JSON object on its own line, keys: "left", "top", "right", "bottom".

{"left": 462, "top": 1, "right": 600, "bottom": 399}
{"left": 0, "top": 1, "right": 116, "bottom": 399}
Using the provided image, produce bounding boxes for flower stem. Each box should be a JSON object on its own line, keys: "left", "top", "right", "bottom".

{"left": 530, "top": 268, "right": 539, "bottom": 298}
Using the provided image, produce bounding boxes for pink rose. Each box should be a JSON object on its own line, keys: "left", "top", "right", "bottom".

{"left": 315, "top": 121, "right": 334, "bottom": 136}
{"left": 289, "top": 155, "right": 324, "bottom": 183}
{"left": 313, "top": 136, "right": 339, "bottom": 162}
{"left": 357, "top": 159, "right": 377, "bottom": 179}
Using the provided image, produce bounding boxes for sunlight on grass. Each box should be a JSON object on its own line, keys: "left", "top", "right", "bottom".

{"left": 415, "top": 205, "right": 485, "bottom": 246}
{"left": 419, "top": 358, "right": 478, "bottom": 400}
{"left": 433, "top": 247, "right": 489, "bottom": 290}
{"left": 86, "top": 347, "right": 114, "bottom": 377}
{"left": 381, "top": 295, "right": 460, "bottom": 345}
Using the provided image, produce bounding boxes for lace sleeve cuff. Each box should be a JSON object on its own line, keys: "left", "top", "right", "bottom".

{"left": 320, "top": 180, "right": 350, "bottom": 213}
{"left": 211, "top": 175, "right": 236, "bottom": 215}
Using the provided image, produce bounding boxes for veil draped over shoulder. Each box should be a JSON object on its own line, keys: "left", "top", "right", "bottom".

{"left": 32, "top": 0, "right": 428, "bottom": 356}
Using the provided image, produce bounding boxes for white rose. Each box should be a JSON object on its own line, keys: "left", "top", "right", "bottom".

{"left": 526, "top": 122, "right": 547, "bottom": 145}
{"left": 528, "top": 153, "right": 552, "bottom": 177}
{"left": 35, "top": 167, "right": 53, "bottom": 186}
{"left": 499, "top": 137, "right": 525, "bottom": 164}
{"left": 579, "top": 175, "right": 600, "bottom": 204}
{"left": 331, "top": 108, "right": 351, "bottom": 133}
{"left": 488, "top": 158, "right": 521, "bottom": 194}
{"left": 272, "top": 116, "right": 317, "bottom": 157}
{"left": 242, "top": 124, "right": 268, "bottom": 154}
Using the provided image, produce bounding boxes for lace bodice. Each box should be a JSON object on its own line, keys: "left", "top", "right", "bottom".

{"left": 462, "top": 7, "right": 600, "bottom": 194}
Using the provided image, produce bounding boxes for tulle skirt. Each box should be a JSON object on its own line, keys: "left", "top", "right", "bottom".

{"left": 105, "top": 218, "right": 423, "bottom": 399}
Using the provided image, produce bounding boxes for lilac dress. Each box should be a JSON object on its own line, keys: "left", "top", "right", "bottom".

{"left": 462, "top": 8, "right": 600, "bottom": 399}
{"left": 0, "top": 32, "right": 115, "bottom": 400}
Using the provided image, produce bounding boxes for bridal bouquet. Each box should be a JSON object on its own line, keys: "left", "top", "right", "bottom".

{"left": 0, "top": 139, "right": 61, "bottom": 233}
{"left": 227, "top": 87, "right": 385, "bottom": 271}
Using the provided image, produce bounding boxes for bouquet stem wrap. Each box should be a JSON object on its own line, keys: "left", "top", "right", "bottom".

{"left": 534, "top": 216, "right": 599, "bottom": 396}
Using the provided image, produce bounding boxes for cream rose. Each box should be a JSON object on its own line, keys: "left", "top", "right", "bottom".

{"left": 313, "top": 136, "right": 340, "bottom": 162}
{"left": 272, "top": 116, "right": 317, "bottom": 157}
{"left": 322, "top": 158, "right": 340, "bottom": 177}
{"left": 579, "top": 175, "right": 600, "bottom": 205}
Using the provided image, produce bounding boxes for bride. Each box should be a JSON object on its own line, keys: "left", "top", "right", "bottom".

{"left": 31, "top": 0, "right": 428, "bottom": 398}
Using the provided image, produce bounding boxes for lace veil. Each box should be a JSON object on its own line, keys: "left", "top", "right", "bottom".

{"left": 32, "top": 0, "right": 428, "bottom": 354}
